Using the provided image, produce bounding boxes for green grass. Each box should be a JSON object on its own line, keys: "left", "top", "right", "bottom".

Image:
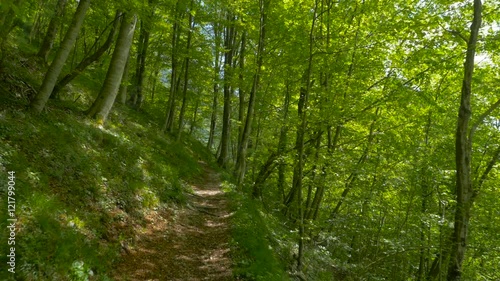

{"left": 0, "top": 41, "right": 292, "bottom": 280}
{"left": 0, "top": 94, "right": 211, "bottom": 280}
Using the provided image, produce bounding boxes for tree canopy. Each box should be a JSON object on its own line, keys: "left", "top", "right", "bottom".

{"left": 1, "top": 0, "right": 499, "bottom": 280}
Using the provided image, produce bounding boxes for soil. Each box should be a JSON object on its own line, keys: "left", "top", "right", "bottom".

{"left": 112, "top": 162, "right": 233, "bottom": 281}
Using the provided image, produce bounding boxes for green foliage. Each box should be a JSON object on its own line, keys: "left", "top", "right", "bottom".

{"left": 229, "top": 191, "right": 289, "bottom": 280}
{"left": 2, "top": 0, "right": 500, "bottom": 279}
{"left": 0, "top": 73, "right": 207, "bottom": 280}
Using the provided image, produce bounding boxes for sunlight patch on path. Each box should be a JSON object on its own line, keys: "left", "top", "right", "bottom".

{"left": 111, "top": 163, "right": 232, "bottom": 281}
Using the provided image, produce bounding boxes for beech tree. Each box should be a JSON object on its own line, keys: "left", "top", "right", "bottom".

{"left": 5, "top": 0, "right": 500, "bottom": 279}
{"left": 86, "top": 12, "right": 137, "bottom": 123}
{"left": 30, "top": 0, "right": 91, "bottom": 113}
{"left": 50, "top": 10, "right": 121, "bottom": 97}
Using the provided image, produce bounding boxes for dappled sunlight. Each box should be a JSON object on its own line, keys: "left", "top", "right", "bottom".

{"left": 194, "top": 189, "right": 222, "bottom": 196}
{"left": 112, "top": 163, "right": 232, "bottom": 280}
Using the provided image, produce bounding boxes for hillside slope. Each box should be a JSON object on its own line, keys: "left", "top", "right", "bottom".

{"left": 0, "top": 94, "right": 219, "bottom": 280}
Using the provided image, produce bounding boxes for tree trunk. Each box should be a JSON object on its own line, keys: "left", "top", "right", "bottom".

{"left": 118, "top": 52, "right": 131, "bottom": 104}
{"left": 177, "top": 3, "right": 194, "bottom": 141}
{"left": 129, "top": 16, "right": 151, "bottom": 109}
{"left": 237, "top": 32, "right": 246, "bottom": 152}
{"left": 236, "top": 0, "right": 268, "bottom": 186}
{"left": 52, "top": 10, "right": 121, "bottom": 97}
{"left": 30, "top": 0, "right": 90, "bottom": 114}
{"left": 304, "top": 131, "right": 322, "bottom": 220}
{"left": 296, "top": 0, "right": 318, "bottom": 270}
{"left": 417, "top": 113, "right": 433, "bottom": 281}
{"left": 189, "top": 97, "right": 199, "bottom": 135}
{"left": 277, "top": 81, "right": 291, "bottom": 202}
{"left": 328, "top": 108, "right": 378, "bottom": 227}
{"left": 447, "top": 1, "right": 481, "bottom": 280}
{"left": 163, "top": 0, "right": 182, "bottom": 132}
{"left": 252, "top": 152, "right": 279, "bottom": 199}
{"left": 217, "top": 12, "right": 236, "bottom": 168}
{"left": 207, "top": 22, "right": 221, "bottom": 150}
{"left": 86, "top": 12, "right": 137, "bottom": 123}
{"left": 37, "top": 0, "right": 68, "bottom": 62}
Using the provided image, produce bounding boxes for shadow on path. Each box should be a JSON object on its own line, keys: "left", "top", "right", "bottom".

{"left": 112, "top": 162, "right": 233, "bottom": 281}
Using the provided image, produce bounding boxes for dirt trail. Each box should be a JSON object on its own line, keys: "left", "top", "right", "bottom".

{"left": 112, "top": 162, "right": 233, "bottom": 280}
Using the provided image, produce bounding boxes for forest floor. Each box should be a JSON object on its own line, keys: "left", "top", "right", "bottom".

{"left": 111, "top": 162, "right": 233, "bottom": 281}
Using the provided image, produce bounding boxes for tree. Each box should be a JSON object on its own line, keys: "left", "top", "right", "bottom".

{"left": 162, "top": 0, "right": 183, "bottom": 133}
{"left": 207, "top": 19, "right": 222, "bottom": 150}
{"left": 30, "top": 0, "right": 91, "bottom": 113}
{"left": 235, "top": 0, "right": 269, "bottom": 187}
{"left": 217, "top": 9, "right": 237, "bottom": 167}
{"left": 129, "top": 0, "right": 155, "bottom": 109}
{"left": 86, "top": 12, "right": 137, "bottom": 123}
{"left": 37, "top": 0, "right": 68, "bottom": 62}
{"left": 447, "top": 1, "right": 500, "bottom": 279}
{"left": 177, "top": 0, "right": 195, "bottom": 141}
{"left": 52, "top": 10, "right": 122, "bottom": 97}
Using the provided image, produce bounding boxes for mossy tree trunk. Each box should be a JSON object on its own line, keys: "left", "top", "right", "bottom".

{"left": 447, "top": 1, "right": 481, "bottom": 280}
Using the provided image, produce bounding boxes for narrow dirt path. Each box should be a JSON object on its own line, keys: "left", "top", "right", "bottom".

{"left": 112, "top": 162, "right": 233, "bottom": 280}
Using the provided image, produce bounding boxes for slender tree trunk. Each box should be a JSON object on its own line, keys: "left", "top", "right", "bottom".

{"left": 208, "top": 22, "right": 222, "bottom": 150}
{"left": 30, "top": 0, "right": 91, "bottom": 113}
{"left": 37, "top": 0, "right": 68, "bottom": 62}
{"left": 190, "top": 96, "right": 199, "bottom": 136}
{"left": 236, "top": 0, "right": 268, "bottom": 187}
{"left": 252, "top": 152, "right": 279, "bottom": 197}
{"left": 151, "top": 69, "right": 159, "bottom": 102}
{"left": 129, "top": 15, "right": 151, "bottom": 109}
{"left": 163, "top": 0, "right": 182, "bottom": 132}
{"left": 86, "top": 12, "right": 137, "bottom": 123}
{"left": 304, "top": 131, "right": 322, "bottom": 220}
{"left": 52, "top": 11, "right": 121, "bottom": 97}
{"left": 447, "top": 1, "right": 481, "bottom": 280}
{"left": 296, "top": 1, "right": 318, "bottom": 270}
{"left": 217, "top": 12, "right": 236, "bottom": 167}
{"left": 328, "top": 108, "right": 378, "bottom": 227}
{"left": 237, "top": 32, "right": 246, "bottom": 152}
{"left": 277, "top": 81, "right": 291, "bottom": 202}
{"left": 178, "top": 4, "right": 194, "bottom": 141}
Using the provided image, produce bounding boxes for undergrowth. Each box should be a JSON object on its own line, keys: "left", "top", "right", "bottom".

{"left": 227, "top": 187, "right": 290, "bottom": 281}
{"left": 0, "top": 47, "right": 210, "bottom": 279}
{"left": 0, "top": 41, "right": 292, "bottom": 281}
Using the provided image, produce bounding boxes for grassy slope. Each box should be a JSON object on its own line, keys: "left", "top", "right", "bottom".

{"left": 0, "top": 102, "right": 220, "bottom": 280}
{"left": 0, "top": 50, "right": 217, "bottom": 279}
{"left": 0, "top": 41, "right": 289, "bottom": 280}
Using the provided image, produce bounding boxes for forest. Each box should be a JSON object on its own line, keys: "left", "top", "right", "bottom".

{"left": 0, "top": 0, "right": 499, "bottom": 280}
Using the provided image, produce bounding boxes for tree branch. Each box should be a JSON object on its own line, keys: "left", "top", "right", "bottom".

{"left": 469, "top": 97, "right": 500, "bottom": 140}
{"left": 472, "top": 145, "right": 500, "bottom": 203}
